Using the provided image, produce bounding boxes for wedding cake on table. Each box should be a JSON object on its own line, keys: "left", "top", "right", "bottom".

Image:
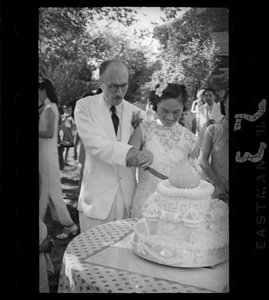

{"left": 131, "top": 153, "right": 229, "bottom": 268}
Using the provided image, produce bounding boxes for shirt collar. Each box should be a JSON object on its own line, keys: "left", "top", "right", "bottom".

{"left": 102, "top": 95, "right": 123, "bottom": 115}
{"left": 206, "top": 102, "right": 214, "bottom": 108}
{"left": 114, "top": 101, "right": 123, "bottom": 115}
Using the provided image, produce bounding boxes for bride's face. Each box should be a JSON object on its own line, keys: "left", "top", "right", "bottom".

{"left": 157, "top": 97, "right": 184, "bottom": 127}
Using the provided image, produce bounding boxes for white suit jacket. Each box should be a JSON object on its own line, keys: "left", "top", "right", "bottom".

{"left": 74, "top": 93, "right": 146, "bottom": 220}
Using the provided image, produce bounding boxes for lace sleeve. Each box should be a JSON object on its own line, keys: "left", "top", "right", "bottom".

{"left": 140, "top": 121, "right": 151, "bottom": 149}
{"left": 182, "top": 127, "right": 199, "bottom": 154}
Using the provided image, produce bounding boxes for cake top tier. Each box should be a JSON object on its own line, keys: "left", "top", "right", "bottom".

{"left": 168, "top": 150, "right": 200, "bottom": 188}
{"left": 158, "top": 179, "right": 214, "bottom": 199}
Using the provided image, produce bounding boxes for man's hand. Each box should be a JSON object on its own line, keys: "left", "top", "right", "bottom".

{"left": 136, "top": 149, "right": 153, "bottom": 169}
{"left": 126, "top": 148, "right": 139, "bottom": 167}
{"left": 126, "top": 148, "right": 153, "bottom": 168}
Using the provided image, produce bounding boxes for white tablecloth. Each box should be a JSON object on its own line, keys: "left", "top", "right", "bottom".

{"left": 58, "top": 218, "right": 228, "bottom": 293}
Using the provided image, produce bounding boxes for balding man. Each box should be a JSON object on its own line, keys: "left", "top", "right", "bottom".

{"left": 75, "top": 58, "right": 152, "bottom": 231}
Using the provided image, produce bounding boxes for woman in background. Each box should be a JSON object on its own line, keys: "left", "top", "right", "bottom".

{"left": 198, "top": 90, "right": 229, "bottom": 203}
{"left": 39, "top": 78, "right": 78, "bottom": 238}
{"left": 60, "top": 105, "right": 76, "bottom": 166}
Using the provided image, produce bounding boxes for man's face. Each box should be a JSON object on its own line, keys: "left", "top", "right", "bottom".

{"left": 100, "top": 62, "right": 129, "bottom": 106}
{"left": 204, "top": 90, "right": 215, "bottom": 106}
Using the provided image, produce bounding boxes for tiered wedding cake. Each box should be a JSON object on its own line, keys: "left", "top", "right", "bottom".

{"left": 131, "top": 156, "right": 229, "bottom": 268}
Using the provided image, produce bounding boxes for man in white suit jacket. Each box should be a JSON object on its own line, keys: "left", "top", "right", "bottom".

{"left": 197, "top": 87, "right": 224, "bottom": 147}
{"left": 75, "top": 58, "right": 153, "bottom": 232}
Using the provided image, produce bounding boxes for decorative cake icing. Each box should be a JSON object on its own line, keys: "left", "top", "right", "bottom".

{"left": 131, "top": 157, "right": 229, "bottom": 268}
{"left": 169, "top": 159, "right": 201, "bottom": 188}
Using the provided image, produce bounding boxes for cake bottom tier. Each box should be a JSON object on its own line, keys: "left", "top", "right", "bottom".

{"left": 131, "top": 220, "right": 229, "bottom": 268}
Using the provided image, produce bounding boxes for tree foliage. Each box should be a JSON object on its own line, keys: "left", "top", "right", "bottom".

{"left": 39, "top": 7, "right": 141, "bottom": 107}
{"left": 39, "top": 7, "right": 228, "bottom": 107}
{"left": 149, "top": 7, "right": 224, "bottom": 98}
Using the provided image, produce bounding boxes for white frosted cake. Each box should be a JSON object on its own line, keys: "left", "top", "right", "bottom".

{"left": 131, "top": 159, "right": 229, "bottom": 268}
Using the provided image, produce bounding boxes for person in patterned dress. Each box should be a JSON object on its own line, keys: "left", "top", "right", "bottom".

{"left": 129, "top": 83, "right": 200, "bottom": 218}
{"left": 198, "top": 90, "right": 229, "bottom": 204}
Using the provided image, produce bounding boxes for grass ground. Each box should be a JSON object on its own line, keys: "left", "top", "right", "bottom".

{"left": 44, "top": 148, "right": 81, "bottom": 293}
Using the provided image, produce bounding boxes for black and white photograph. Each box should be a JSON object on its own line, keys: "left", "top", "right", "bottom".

{"left": 38, "top": 7, "right": 229, "bottom": 293}
{"left": 2, "top": 4, "right": 268, "bottom": 295}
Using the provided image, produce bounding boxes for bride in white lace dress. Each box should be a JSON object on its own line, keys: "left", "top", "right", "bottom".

{"left": 129, "top": 83, "right": 199, "bottom": 218}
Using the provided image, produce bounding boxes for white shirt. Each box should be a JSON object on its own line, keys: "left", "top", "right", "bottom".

{"left": 198, "top": 101, "right": 223, "bottom": 129}
{"left": 103, "top": 96, "right": 123, "bottom": 141}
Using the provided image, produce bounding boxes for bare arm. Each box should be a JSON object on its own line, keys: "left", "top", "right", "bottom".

{"left": 70, "top": 116, "right": 76, "bottom": 131}
{"left": 39, "top": 107, "right": 55, "bottom": 139}
{"left": 198, "top": 127, "right": 228, "bottom": 198}
{"left": 198, "top": 127, "right": 219, "bottom": 185}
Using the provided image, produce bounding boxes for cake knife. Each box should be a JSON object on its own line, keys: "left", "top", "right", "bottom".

{"left": 145, "top": 167, "right": 168, "bottom": 180}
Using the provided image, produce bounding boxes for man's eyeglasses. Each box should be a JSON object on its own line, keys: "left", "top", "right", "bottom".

{"left": 102, "top": 82, "right": 129, "bottom": 93}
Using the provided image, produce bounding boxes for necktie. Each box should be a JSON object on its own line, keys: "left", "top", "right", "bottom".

{"left": 110, "top": 105, "right": 119, "bottom": 135}
{"left": 207, "top": 105, "right": 212, "bottom": 118}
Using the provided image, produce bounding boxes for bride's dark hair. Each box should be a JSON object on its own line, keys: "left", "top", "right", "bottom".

{"left": 149, "top": 83, "right": 188, "bottom": 112}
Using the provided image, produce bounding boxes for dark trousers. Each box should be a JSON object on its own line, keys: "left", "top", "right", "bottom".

{"left": 58, "top": 145, "right": 64, "bottom": 170}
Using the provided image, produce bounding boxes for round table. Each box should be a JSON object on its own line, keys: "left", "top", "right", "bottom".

{"left": 58, "top": 218, "right": 228, "bottom": 293}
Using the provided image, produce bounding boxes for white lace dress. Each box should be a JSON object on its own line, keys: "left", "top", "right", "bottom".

{"left": 130, "top": 120, "right": 198, "bottom": 218}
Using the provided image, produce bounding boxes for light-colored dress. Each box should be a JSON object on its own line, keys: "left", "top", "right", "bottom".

{"left": 39, "top": 218, "right": 54, "bottom": 293}
{"left": 131, "top": 120, "right": 198, "bottom": 218}
{"left": 206, "top": 117, "right": 229, "bottom": 194}
{"left": 197, "top": 102, "right": 224, "bottom": 147}
{"left": 39, "top": 98, "right": 74, "bottom": 226}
